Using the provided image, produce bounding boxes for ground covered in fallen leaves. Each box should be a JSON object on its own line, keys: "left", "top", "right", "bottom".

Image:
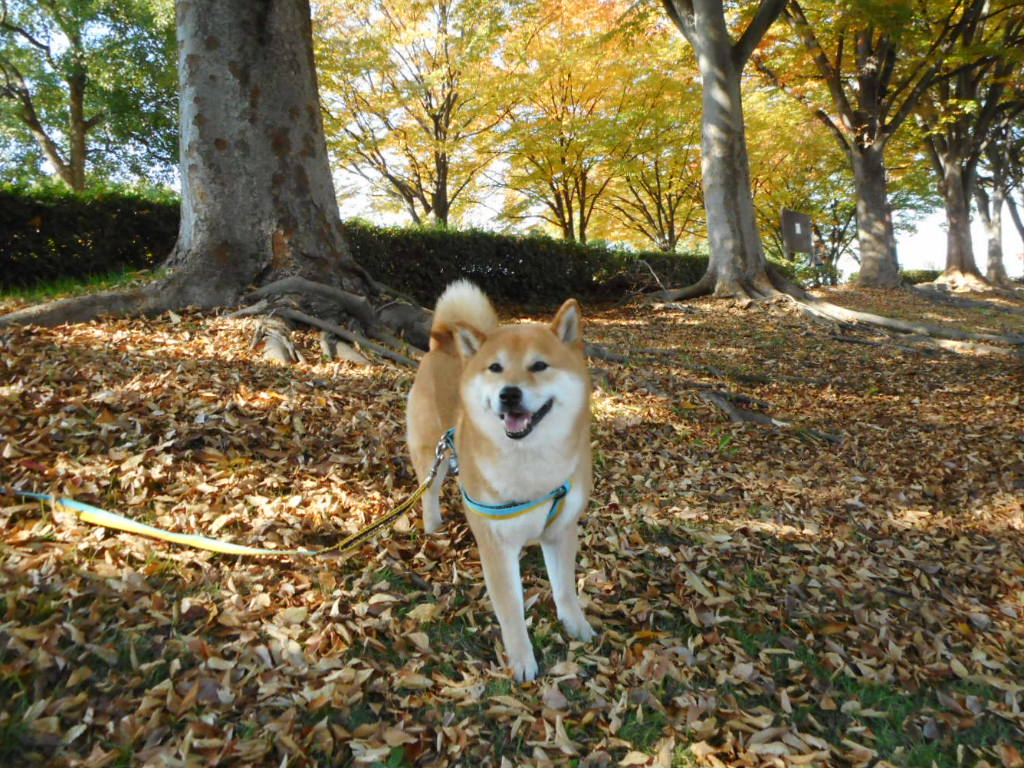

{"left": 1, "top": 287, "right": 1022, "bottom": 768}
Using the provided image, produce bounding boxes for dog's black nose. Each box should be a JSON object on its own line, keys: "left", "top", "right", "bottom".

{"left": 499, "top": 386, "right": 522, "bottom": 409}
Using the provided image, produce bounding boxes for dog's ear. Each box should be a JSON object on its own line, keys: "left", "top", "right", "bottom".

{"left": 550, "top": 298, "right": 581, "bottom": 346}
{"left": 454, "top": 323, "right": 486, "bottom": 359}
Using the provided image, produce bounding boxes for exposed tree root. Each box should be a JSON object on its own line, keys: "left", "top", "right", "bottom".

{"left": 913, "top": 283, "right": 1024, "bottom": 314}
{"left": 598, "top": 345, "right": 841, "bottom": 443}
{"left": 796, "top": 296, "right": 1024, "bottom": 350}
{"left": 931, "top": 269, "right": 996, "bottom": 293}
{"left": 645, "top": 270, "right": 716, "bottom": 303}
{"left": 698, "top": 390, "right": 779, "bottom": 425}
{"left": 245, "top": 276, "right": 379, "bottom": 328}
{"left": 243, "top": 277, "right": 430, "bottom": 353}
{"left": 829, "top": 334, "right": 942, "bottom": 358}
{"left": 318, "top": 330, "right": 372, "bottom": 365}
{"left": 694, "top": 383, "right": 838, "bottom": 443}
{"left": 251, "top": 315, "right": 307, "bottom": 364}
{"left": 0, "top": 268, "right": 430, "bottom": 370}
{"left": 899, "top": 335, "right": 1012, "bottom": 356}
{"left": 0, "top": 285, "right": 167, "bottom": 328}
{"left": 585, "top": 342, "right": 630, "bottom": 364}
{"left": 273, "top": 308, "right": 418, "bottom": 368}
{"left": 646, "top": 265, "right": 1024, "bottom": 354}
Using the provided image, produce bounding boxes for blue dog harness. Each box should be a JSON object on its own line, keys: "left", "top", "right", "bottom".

{"left": 443, "top": 428, "right": 572, "bottom": 530}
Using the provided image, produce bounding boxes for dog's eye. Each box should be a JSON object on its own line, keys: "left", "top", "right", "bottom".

{"left": 528, "top": 361, "right": 549, "bottom": 373}
{"left": 488, "top": 362, "right": 503, "bottom": 373}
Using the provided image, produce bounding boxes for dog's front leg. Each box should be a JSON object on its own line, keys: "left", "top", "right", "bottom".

{"left": 477, "top": 538, "right": 538, "bottom": 682}
{"left": 541, "top": 520, "right": 595, "bottom": 643}
{"left": 420, "top": 461, "right": 448, "bottom": 534}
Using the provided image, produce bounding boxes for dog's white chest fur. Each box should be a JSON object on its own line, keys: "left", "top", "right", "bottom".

{"left": 473, "top": 440, "right": 579, "bottom": 505}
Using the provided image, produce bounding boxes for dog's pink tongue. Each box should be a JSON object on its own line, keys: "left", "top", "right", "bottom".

{"left": 504, "top": 412, "right": 531, "bottom": 433}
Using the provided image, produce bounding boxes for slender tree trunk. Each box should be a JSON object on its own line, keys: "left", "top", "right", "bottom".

{"left": 1008, "top": 194, "right": 1024, "bottom": 248}
{"left": 433, "top": 152, "right": 450, "bottom": 226}
{"left": 686, "top": 1, "right": 774, "bottom": 297}
{"left": 68, "top": 70, "right": 88, "bottom": 192}
{"left": 163, "top": 0, "right": 366, "bottom": 308}
{"left": 975, "top": 185, "right": 1009, "bottom": 284}
{"left": 15, "top": 81, "right": 75, "bottom": 188}
{"left": 851, "top": 145, "right": 901, "bottom": 288}
{"left": 938, "top": 156, "right": 985, "bottom": 285}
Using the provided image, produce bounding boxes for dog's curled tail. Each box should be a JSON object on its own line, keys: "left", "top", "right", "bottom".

{"left": 430, "top": 280, "right": 497, "bottom": 352}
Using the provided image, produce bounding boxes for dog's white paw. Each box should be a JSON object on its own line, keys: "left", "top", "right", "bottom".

{"left": 422, "top": 510, "right": 442, "bottom": 534}
{"left": 509, "top": 651, "right": 539, "bottom": 683}
{"left": 562, "top": 613, "right": 595, "bottom": 643}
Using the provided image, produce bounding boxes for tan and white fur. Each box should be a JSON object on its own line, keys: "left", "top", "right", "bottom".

{"left": 406, "top": 281, "right": 594, "bottom": 682}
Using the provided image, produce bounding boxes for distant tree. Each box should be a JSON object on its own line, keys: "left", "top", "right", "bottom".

{"left": 915, "top": 1, "right": 1024, "bottom": 290}
{"left": 744, "top": 91, "right": 857, "bottom": 274}
{"left": 1001, "top": 121, "right": 1024, "bottom": 255}
{"left": 498, "top": 0, "right": 647, "bottom": 243}
{"left": 974, "top": 110, "right": 1024, "bottom": 285}
{"left": 595, "top": 33, "right": 705, "bottom": 252}
{"left": 756, "top": 0, "right": 989, "bottom": 289}
{"left": 0, "top": 0, "right": 176, "bottom": 189}
{"left": 649, "top": 0, "right": 1017, "bottom": 349}
{"left": 315, "top": 0, "right": 516, "bottom": 226}
{"left": 745, "top": 91, "right": 936, "bottom": 279}
{"left": 598, "top": 116, "right": 704, "bottom": 252}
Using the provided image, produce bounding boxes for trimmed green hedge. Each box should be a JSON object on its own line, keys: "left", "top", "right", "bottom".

{"left": 0, "top": 185, "right": 179, "bottom": 289}
{"left": 0, "top": 187, "right": 716, "bottom": 303}
{"left": 845, "top": 269, "right": 943, "bottom": 285}
{"left": 901, "top": 269, "right": 942, "bottom": 285}
{"left": 343, "top": 220, "right": 710, "bottom": 306}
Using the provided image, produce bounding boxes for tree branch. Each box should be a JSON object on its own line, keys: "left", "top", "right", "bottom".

{"left": 732, "top": 0, "right": 788, "bottom": 69}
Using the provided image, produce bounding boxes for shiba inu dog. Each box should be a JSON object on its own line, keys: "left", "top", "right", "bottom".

{"left": 406, "top": 281, "right": 595, "bottom": 682}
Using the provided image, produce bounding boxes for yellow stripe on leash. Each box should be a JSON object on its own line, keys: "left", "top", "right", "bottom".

{"left": 3, "top": 433, "right": 450, "bottom": 557}
{"left": 2, "top": 481, "right": 432, "bottom": 557}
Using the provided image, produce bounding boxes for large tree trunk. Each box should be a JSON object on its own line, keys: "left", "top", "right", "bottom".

{"left": 935, "top": 154, "right": 987, "bottom": 289}
{"left": 0, "top": 0, "right": 433, "bottom": 350}
{"left": 659, "top": 0, "right": 790, "bottom": 301}
{"left": 851, "top": 145, "right": 901, "bottom": 288}
{"left": 698, "top": 43, "right": 770, "bottom": 296}
{"left": 164, "top": 0, "right": 366, "bottom": 305}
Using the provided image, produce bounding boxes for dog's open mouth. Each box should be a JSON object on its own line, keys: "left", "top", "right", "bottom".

{"left": 500, "top": 398, "right": 553, "bottom": 440}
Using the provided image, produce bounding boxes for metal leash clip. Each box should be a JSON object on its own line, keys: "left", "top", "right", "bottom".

{"left": 444, "top": 429, "right": 459, "bottom": 476}
{"left": 426, "top": 428, "right": 457, "bottom": 483}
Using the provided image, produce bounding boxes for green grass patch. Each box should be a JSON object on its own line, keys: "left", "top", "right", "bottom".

{"left": 0, "top": 267, "right": 161, "bottom": 304}
{"left": 775, "top": 654, "right": 1016, "bottom": 767}
{"left": 618, "top": 708, "right": 669, "bottom": 753}
{"left": 0, "top": 712, "right": 33, "bottom": 767}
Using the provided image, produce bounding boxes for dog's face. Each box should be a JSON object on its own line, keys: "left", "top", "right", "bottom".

{"left": 455, "top": 300, "right": 588, "bottom": 443}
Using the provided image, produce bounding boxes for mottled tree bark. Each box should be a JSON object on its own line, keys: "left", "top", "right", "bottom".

{"left": 163, "top": 0, "right": 368, "bottom": 307}
{"left": 1, "top": 0, "right": 390, "bottom": 333}
{"left": 975, "top": 185, "right": 1009, "bottom": 285}
{"left": 942, "top": 160, "right": 979, "bottom": 277}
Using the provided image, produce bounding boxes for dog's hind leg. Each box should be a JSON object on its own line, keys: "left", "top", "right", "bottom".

{"left": 541, "top": 521, "right": 595, "bottom": 643}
